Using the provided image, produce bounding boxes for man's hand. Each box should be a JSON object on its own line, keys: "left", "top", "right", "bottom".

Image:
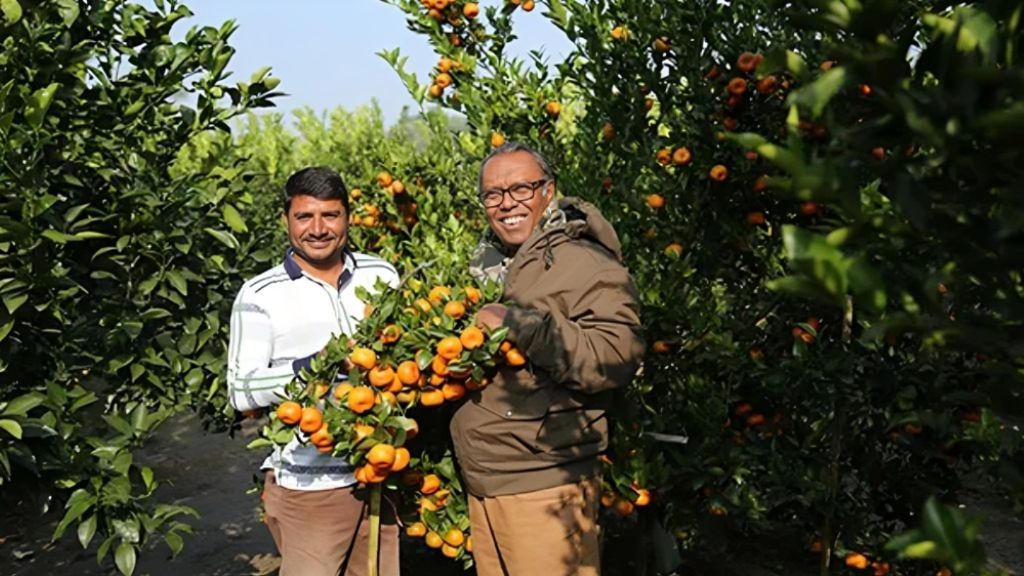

{"left": 475, "top": 303, "right": 508, "bottom": 330}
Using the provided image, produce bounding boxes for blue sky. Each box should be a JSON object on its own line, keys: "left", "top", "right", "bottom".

{"left": 183, "top": 0, "right": 573, "bottom": 124}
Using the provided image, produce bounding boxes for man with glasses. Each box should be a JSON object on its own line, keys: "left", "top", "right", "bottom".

{"left": 451, "top": 142, "right": 645, "bottom": 575}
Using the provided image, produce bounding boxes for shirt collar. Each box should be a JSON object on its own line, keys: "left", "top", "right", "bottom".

{"left": 283, "top": 248, "right": 356, "bottom": 289}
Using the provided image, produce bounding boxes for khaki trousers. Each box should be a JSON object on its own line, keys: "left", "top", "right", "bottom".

{"left": 262, "top": 472, "right": 399, "bottom": 576}
{"left": 468, "top": 477, "right": 601, "bottom": 576}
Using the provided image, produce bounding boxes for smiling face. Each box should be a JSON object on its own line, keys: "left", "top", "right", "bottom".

{"left": 284, "top": 195, "right": 348, "bottom": 270}
{"left": 480, "top": 151, "right": 554, "bottom": 252}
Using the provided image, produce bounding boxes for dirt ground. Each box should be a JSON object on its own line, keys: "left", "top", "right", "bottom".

{"left": 0, "top": 413, "right": 1021, "bottom": 575}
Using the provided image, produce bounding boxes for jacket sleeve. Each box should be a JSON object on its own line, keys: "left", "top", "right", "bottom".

{"left": 501, "top": 264, "right": 644, "bottom": 394}
{"left": 226, "top": 286, "right": 296, "bottom": 412}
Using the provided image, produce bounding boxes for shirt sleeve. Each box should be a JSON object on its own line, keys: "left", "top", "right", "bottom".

{"left": 226, "top": 285, "right": 296, "bottom": 412}
{"left": 501, "top": 263, "right": 645, "bottom": 395}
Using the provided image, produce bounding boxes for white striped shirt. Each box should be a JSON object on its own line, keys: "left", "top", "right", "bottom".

{"left": 227, "top": 249, "right": 399, "bottom": 491}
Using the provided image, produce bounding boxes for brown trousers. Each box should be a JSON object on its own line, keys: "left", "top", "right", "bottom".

{"left": 262, "top": 472, "right": 400, "bottom": 576}
{"left": 468, "top": 477, "right": 602, "bottom": 576}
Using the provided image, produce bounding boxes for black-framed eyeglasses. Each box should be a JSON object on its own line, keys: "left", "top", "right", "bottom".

{"left": 478, "top": 179, "right": 549, "bottom": 208}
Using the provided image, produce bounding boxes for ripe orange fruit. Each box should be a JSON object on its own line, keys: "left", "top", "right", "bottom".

{"left": 350, "top": 187, "right": 362, "bottom": 199}
{"left": 347, "top": 386, "right": 376, "bottom": 414}
{"left": 459, "top": 326, "right": 485, "bottom": 350}
{"left": 276, "top": 401, "right": 302, "bottom": 425}
{"left": 406, "top": 522, "right": 427, "bottom": 538}
{"left": 614, "top": 498, "right": 635, "bottom": 516}
{"left": 655, "top": 147, "right": 672, "bottom": 165}
{"left": 746, "top": 211, "right": 766, "bottom": 226}
{"left": 435, "top": 72, "right": 453, "bottom": 88}
{"left": 545, "top": 101, "right": 561, "bottom": 118}
{"left": 647, "top": 193, "right": 666, "bottom": 209}
{"left": 396, "top": 360, "right": 421, "bottom": 386}
{"left": 465, "top": 535, "right": 473, "bottom": 554}
{"left": 859, "top": 83, "right": 872, "bottom": 96}
{"left": 672, "top": 147, "right": 692, "bottom": 165}
{"left": 442, "top": 382, "right": 467, "bottom": 401}
{"left": 753, "top": 175, "right": 768, "bottom": 192}
{"left": 499, "top": 340, "right": 513, "bottom": 353}
{"left": 800, "top": 201, "right": 819, "bottom": 216}
{"left": 443, "top": 527, "right": 465, "bottom": 547}
{"left": 490, "top": 132, "right": 505, "bottom": 148}
{"left": 727, "top": 77, "right": 747, "bottom": 95}
{"left": 723, "top": 117, "right": 738, "bottom": 131}
{"left": 391, "top": 447, "right": 410, "bottom": 472}
{"left": 310, "top": 424, "right": 333, "bottom": 447}
{"left": 464, "top": 286, "right": 482, "bottom": 304}
{"left": 872, "top": 561, "right": 891, "bottom": 576}
{"left": 425, "top": 531, "right": 444, "bottom": 549}
{"left": 651, "top": 340, "right": 671, "bottom": 353}
{"left": 845, "top": 553, "right": 869, "bottom": 570}
{"left": 653, "top": 36, "right": 670, "bottom": 53}
{"left": 600, "top": 491, "right": 617, "bottom": 507}
{"left": 438, "top": 57, "right": 453, "bottom": 73}
{"left": 443, "top": 300, "right": 466, "bottom": 319}
{"left": 522, "top": 0, "right": 535, "bottom": 12}
{"left": 368, "top": 365, "right": 396, "bottom": 388}
{"left": 420, "top": 388, "right": 446, "bottom": 407}
{"left": 746, "top": 413, "right": 766, "bottom": 427}
{"left": 362, "top": 463, "right": 389, "bottom": 484}
{"left": 644, "top": 97, "right": 655, "bottom": 111}
{"left": 390, "top": 180, "right": 405, "bottom": 195}
{"left": 749, "top": 348, "right": 764, "bottom": 361}
{"left": 709, "top": 164, "right": 729, "bottom": 182}
{"left": 610, "top": 25, "right": 629, "bottom": 41}
{"left": 428, "top": 285, "right": 451, "bottom": 305}
{"left": 420, "top": 473, "right": 442, "bottom": 494}
{"left": 736, "top": 51, "right": 760, "bottom": 72}
{"left": 665, "top": 243, "right": 684, "bottom": 257}
{"left": 871, "top": 147, "right": 885, "bottom": 160}
{"left": 504, "top": 347, "right": 527, "bottom": 366}
{"left": 380, "top": 324, "right": 402, "bottom": 344}
{"left": 634, "top": 488, "right": 651, "bottom": 507}
{"left": 414, "top": 298, "right": 433, "bottom": 314}
{"left": 367, "top": 443, "right": 396, "bottom": 470}
{"left": 756, "top": 75, "right": 778, "bottom": 94}
{"left": 333, "top": 383, "right": 354, "bottom": 401}
{"left": 299, "top": 406, "right": 323, "bottom": 434}
{"left": 427, "top": 84, "right": 443, "bottom": 99}
{"left": 463, "top": 2, "right": 479, "bottom": 18}
{"left": 734, "top": 402, "right": 753, "bottom": 417}
{"left": 602, "top": 122, "right": 615, "bottom": 141}
{"left": 350, "top": 347, "right": 377, "bottom": 370}
{"left": 437, "top": 336, "right": 463, "bottom": 361}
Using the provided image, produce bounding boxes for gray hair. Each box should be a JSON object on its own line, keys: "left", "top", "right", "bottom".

{"left": 477, "top": 141, "right": 556, "bottom": 194}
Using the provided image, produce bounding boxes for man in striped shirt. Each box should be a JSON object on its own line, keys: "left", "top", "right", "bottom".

{"left": 227, "top": 167, "right": 400, "bottom": 576}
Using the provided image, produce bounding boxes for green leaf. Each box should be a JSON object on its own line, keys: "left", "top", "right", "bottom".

{"left": 0, "top": 319, "right": 13, "bottom": 343}
{"left": 53, "top": 489, "right": 95, "bottom": 540}
{"left": 25, "top": 83, "right": 60, "bottom": 129}
{"left": 904, "top": 540, "right": 938, "bottom": 558}
{"left": 1, "top": 391, "right": 45, "bottom": 416}
{"left": 114, "top": 542, "right": 137, "bottom": 576}
{"left": 77, "top": 515, "right": 97, "bottom": 549}
{"left": 165, "top": 531, "right": 184, "bottom": 557}
{"left": 204, "top": 227, "right": 240, "bottom": 250}
{"left": 1, "top": 0, "right": 21, "bottom": 24}
{"left": 222, "top": 204, "right": 248, "bottom": 233}
{"left": 3, "top": 292, "right": 27, "bottom": 314}
{"left": 166, "top": 269, "right": 188, "bottom": 295}
{"left": 0, "top": 418, "right": 23, "bottom": 439}
{"left": 787, "top": 67, "right": 846, "bottom": 119}
{"left": 55, "top": 0, "right": 79, "bottom": 25}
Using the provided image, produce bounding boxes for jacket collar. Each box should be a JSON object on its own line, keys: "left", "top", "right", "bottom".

{"left": 283, "top": 249, "right": 356, "bottom": 289}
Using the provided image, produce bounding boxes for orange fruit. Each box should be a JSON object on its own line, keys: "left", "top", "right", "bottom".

{"left": 464, "top": 286, "right": 482, "bottom": 304}
{"left": 437, "top": 336, "right": 463, "bottom": 361}
{"left": 431, "top": 354, "right": 450, "bottom": 376}
{"left": 522, "top": 0, "right": 535, "bottom": 12}
{"left": 396, "top": 360, "right": 421, "bottom": 385}
{"left": 428, "top": 285, "right": 451, "bottom": 304}
{"left": 438, "top": 57, "right": 453, "bottom": 73}
{"left": 727, "top": 77, "right": 747, "bottom": 95}
{"left": 443, "top": 527, "right": 465, "bottom": 547}
{"left": 367, "top": 443, "right": 396, "bottom": 470}
{"left": 746, "top": 413, "right": 766, "bottom": 427}
{"left": 317, "top": 443, "right": 335, "bottom": 454}
{"left": 390, "top": 447, "right": 410, "bottom": 472}
{"left": 490, "top": 132, "right": 505, "bottom": 148}
{"left": 602, "top": 122, "right": 615, "bottom": 141}
{"left": 736, "top": 51, "right": 760, "bottom": 72}
{"left": 499, "top": 340, "right": 513, "bottom": 353}
{"left": 380, "top": 324, "right": 402, "bottom": 344}
{"left": 350, "top": 347, "right": 377, "bottom": 370}
{"left": 734, "top": 402, "right": 753, "bottom": 417}
{"left": 672, "top": 147, "right": 692, "bottom": 165}
{"left": 634, "top": 488, "right": 651, "bottom": 507}
{"left": 299, "top": 406, "right": 323, "bottom": 434}
{"left": 443, "top": 300, "right": 466, "bottom": 319}
{"left": 420, "top": 473, "right": 442, "bottom": 494}
{"left": 651, "top": 340, "right": 671, "bottom": 353}
{"left": 644, "top": 97, "right": 655, "bottom": 111}
{"left": 435, "top": 72, "right": 453, "bottom": 89}
{"left": 378, "top": 391, "right": 398, "bottom": 406}
{"left": 600, "top": 492, "right": 617, "bottom": 507}
{"left": 362, "top": 463, "right": 389, "bottom": 484}
{"left": 746, "top": 211, "right": 766, "bottom": 226}
{"left": 459, "top": 326, "right": 485, "bottom": 350}
{"left": 396, "top": 390, "right": 418, "bottom": 405}
{"left": 368, "top": 365, "right": 396, "bottom": 388}
{"left": 406, "top": 522, "right": 427, "bottom": 538}
{"left": 756, "top": 75, "right": 778, "bottom": 94}
{"left": 441, "top": 542, "right": 460, "bottom": 558}
{"left": 800, "top": 201, "right": 819, "bottom": 216}
{"left": 376, "top": 171, "right": 393, "bottom": 187}
{"left": 463, "top": 2, "right": 479, "bottom": 18}
{"left": 387, "top": 375, "right": 403, "bottom": 394}
{"left": 545, "top": 101, "right": 561, "bottom": 118}
{"left": 465, "top": 535, "right": 473, "bottom": 554}
{"left": 845, "top": 553, "right": 869, "bottom": 570}
{"left": 442, "top": 383, "right": 467, "bottom": 401}
{"left": 333, "top": 383, "right": 354, "bottom": 401}
{"left": 709, "top": 164, "right": 728, "bottom": 182}
{"left": 656, "top": 147, "right": 672, "bottom": 165}
{"left": 276, "top": 401, "right": 302, "bottom": 425}
{"left": 723, "top": 117, "right": 738, "bottom": 131}
{"left": 872, "top": 561, "right": 891, "bottom": 576}
{"left": 354, "top": 465, "right": 368, "bottom": 484}
{"left": 407, "top": 418, "right": 419, "bottom": 439}
{"left": 420, "top": 388, "right": 445, "bottom": 407}
{"left": 647, "top": 193, "right": 666, "bottom": 209}
{"left": 753, "top": 175, "right": 768, "bottom": 192}
{"left": 414, "top": 298, "right": 433, "bottom": 313}
{"left": 665, "top": 243, "right": 684, "bottom": 257}
{"left": 429, "top": 372, "right": 447, "bottom": 387}
{"left": 614, "top": 498, "right": 635, "bottom": 516}
{"left": 871, "top": 147, "right": 885, "bottom": 160}
{"left": 310, "top": 424, "right": 333, "bottom": 447}
{"left": 653, "top": 36, "right": 670, "bottom": 53}
{"left": 610, "top": 25, "right": 629, "bottom": 41}
{"left": 505, "top": 347, "right": 527, "bottom": 366}
{"left": 425, "top": 531, "right": 444, "bottom": 549}
{"left": 347, "top": 386, "right": 376, "bottom": 414}
{"left": 860, "top": 83, "right": 872, "bottom": 96}
{"left": 390, "top": 180, "right": 405, "bottom": 195}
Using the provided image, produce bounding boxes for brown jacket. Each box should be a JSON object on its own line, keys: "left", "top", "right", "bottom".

{"left": 451, "top": 197, "right": 645, "bottom": 497}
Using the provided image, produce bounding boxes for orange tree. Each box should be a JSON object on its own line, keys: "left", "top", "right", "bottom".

{"left": 379, "top": 0, "right": 1021, "bottom": 574}
{"left": 0, "top": 1, "right": 279, "bottom": 573}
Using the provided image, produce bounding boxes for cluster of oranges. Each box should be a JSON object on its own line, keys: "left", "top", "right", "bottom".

{"left": 428, "top": 56, "right": 461, "bottom": 99}
{"left": 402, "top": 469, "right": 472, "bottom": 559}
{"left": 600, "top": 482, "right": 652, "bottom": 517}
{"left": 420, "top": 0, "right": 479, "bottom": 24}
